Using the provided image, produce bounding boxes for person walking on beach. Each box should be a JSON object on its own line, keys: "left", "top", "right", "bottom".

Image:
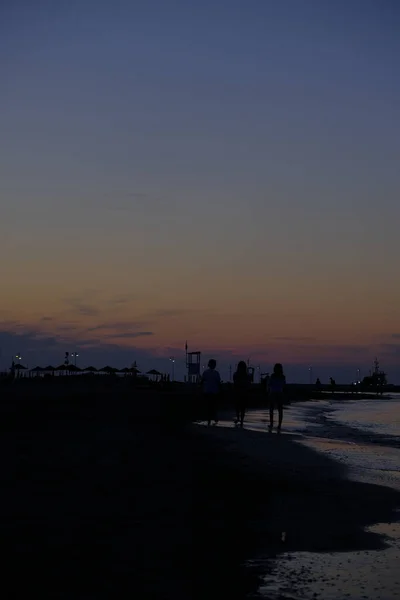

{"left": 268, "top": 363, "right": 286, "bottom": 433}
{"left": 201, "top": 359, "right": 221, "bottom": 426}
{"left": 233, "top": 361, "right": 251, "bottom": 427}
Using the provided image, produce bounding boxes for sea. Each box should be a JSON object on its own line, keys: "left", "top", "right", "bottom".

{"left": 231, "top": 394, "right": 400, "bottom": 489}
{"left": 220, "top": 395, "right": 400, "bottom": 600}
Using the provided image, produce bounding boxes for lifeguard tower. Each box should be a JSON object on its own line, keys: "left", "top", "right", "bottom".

{"left": 186, "top": 343, "right": 201, "bottom": 383}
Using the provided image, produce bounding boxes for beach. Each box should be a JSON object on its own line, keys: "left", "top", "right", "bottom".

{"left": 1, "top": 383, "right": 399, "bottom": 599}
{"left": 201, "top": 397, "right": 400, "bottom": 599}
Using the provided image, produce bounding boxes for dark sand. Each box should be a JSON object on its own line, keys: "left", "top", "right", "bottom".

{"left": 1, "top": 386, "right": 399, "bottom": 598}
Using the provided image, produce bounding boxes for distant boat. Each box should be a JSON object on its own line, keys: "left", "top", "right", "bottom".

{"left": 362, "top": 358, "right": 387, "bottom": 393}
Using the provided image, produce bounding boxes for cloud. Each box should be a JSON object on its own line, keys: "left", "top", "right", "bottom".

{"left": 86, "top": 321, "right": 146, "bottom": 332}
{"left": 105, "top": 294, "right": 135, "bottom": 308}
{"left": 152, "top": 309, "right": 189, "bottom": 318}
{"left": 1, "top": 319, "right": 26, "bottom": 330}
{"left": 56, "top": 323, "right": 81, "bottom": 332}
{"left": 0, "top": 329, "right": 63, "bottom": 366}
{"left": 0, "top": 328, "right": 157, "bottom": 371}
{"left": 64, "top": 292, "right": 137, "bottom": 317}
{"left": 65, "top": 298, "right": 100, "bottom": 317}
{"left": 102, "top": 331, "right": 154, "bottom": 340}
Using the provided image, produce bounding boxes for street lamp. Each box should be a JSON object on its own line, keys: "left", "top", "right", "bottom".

{"left": 14, "top": 353, "right": 22, "bottom": 377}
{"left": 71, "top": 352, "right": 79, "bottom": 367}
{"left": 169, "top": 356, "right": 175, "bottom": 381}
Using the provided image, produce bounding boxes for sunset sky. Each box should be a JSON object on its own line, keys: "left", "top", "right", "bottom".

{"left": 1, "top": 1, "right": 399, "bottom": 382}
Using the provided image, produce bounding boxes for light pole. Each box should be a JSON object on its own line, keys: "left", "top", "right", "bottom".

{"left": 309, "top": 365, "right": 313, "bottom": 385}
{"left": 71, "top": 352, "right": 79, "bottom": 367}
{"left": 169, "top": 356, "right": 175, "bottom": 381}
{"left": 15, "top": 353, "right": 22, "bottom": 378}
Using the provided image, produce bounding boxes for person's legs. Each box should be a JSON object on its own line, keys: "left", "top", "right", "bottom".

{"left": 234, "top": 396, "right": 240, "bottom": 423}
{"left": 240, "top": 404, "right": 245, "bottom": 427}
{"left": 206, "top": 394, "right": 213, "bottom": 426}
{"left": 210, "top": 393, "right": 218, "bottom": 424}
{"left": 277, "top": 394, "right": 283, "bottom": 430}
{"left": 269, "top": 393, "right": 274, "bottom": 430}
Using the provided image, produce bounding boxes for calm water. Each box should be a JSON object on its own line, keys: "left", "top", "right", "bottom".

{"left": 325, "top": 394, "right": 400, "bottom": 441}
{"left": 221, "top": 395, "right": 400, "bottom": 489}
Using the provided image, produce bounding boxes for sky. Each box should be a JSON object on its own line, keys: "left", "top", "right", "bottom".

{"left": 1, "top": 0, "right": 400, "bottom": 382}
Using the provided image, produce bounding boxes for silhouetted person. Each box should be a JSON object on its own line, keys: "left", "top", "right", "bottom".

{"left": 262, "top": 373, "right": 270, "bottom": 392}
{"left": 233, "top": 361, "right": 251, "bottom": 427}
{"left": 268, "top": 363, "right": 286, "bottom": 433}
{"left": 316, "top": 377, "right": 321, "bottom": 391}
{"left": 330, "top": 377, "right": 336, "bottom": 395}
{"left": 201, "top": 359, "right": 221, "bottom": 426}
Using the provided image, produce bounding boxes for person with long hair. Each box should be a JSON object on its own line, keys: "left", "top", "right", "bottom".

{"left": 233, "top": 361, "right": 251, "bottom": 427}
{"left": 268, "top": 363, "right": 286, "bottom": 432}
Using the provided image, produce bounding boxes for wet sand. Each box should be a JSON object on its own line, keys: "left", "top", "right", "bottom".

{"left": 194, "top": 419, "right": 400, "bottom": 599}
{"left": 1, "top": 385, "right": 399, "bottom": 599}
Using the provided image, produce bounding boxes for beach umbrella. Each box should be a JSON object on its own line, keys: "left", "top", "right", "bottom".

{"left": 43, "top": 365, "right": 55, "bottom": 376}
{"left": 100, "top": 366, "right": 118, "bottom": 374}
{"left": 30, "top": 366, "right": 44, "bottom": 378}
{"left": 129, "top": 366, "right": 141, "bottom": 374}
{"left": 55, "top": 364, "right": 69, "bottom": 372}
{"left": 67, "top": 364, "right": 81, "bottom": 373}
{"left": 147, "top": 368, "right": 161, "bottom": 382}
{"left": 119, "top": 367, "right": 131, "bottom": 373}
{"left": 14, "top": 364, "right": 27, "bottom": 370}
{"left": 83, "top": 366, "right": 97, "bottom": 372}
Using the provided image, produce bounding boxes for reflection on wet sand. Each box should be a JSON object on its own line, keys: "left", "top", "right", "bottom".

{"left": 208, "top": 399, "right": 400, "bottom": 599}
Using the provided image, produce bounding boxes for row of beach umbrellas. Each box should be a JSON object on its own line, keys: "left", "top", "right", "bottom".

{"left": 13, "top": 364, "right": 163, "bottom": 376}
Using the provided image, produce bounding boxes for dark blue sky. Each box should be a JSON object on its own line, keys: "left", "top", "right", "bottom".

{"left": 1, "top": 1, "right": 399, "bottom": 381}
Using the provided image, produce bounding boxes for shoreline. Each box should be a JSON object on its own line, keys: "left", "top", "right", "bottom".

{"left": 192, "top": 420, "right": 400, "bottom": 598}
{"left": 1, "top": 388, "right": 399, "bottom": 598}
